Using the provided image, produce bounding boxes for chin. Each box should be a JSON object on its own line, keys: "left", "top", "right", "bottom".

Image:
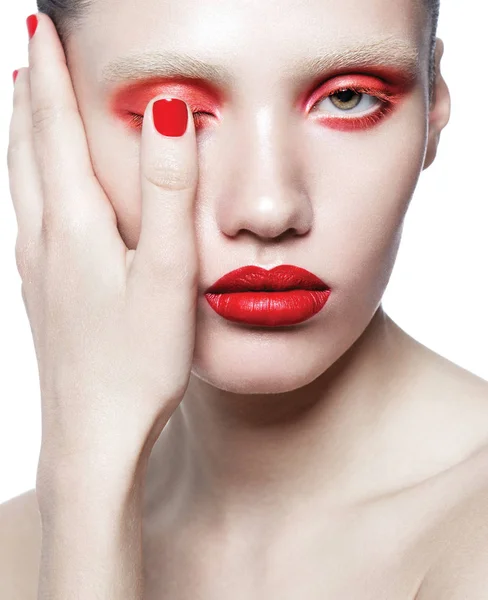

{"left": 190, "top": 318, "right": 355, "bottom": 395}
{"left": 191, "top": 363, "right": 322, "bottom": 395}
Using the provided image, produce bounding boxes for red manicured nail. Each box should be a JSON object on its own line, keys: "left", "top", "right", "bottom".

{"left": 26, "top": 14, "right": 38, "bottom": 40}
{"left": 13, "top": 70, "right": 19, "bottom": 84}
{"left": 153, "top": 98, "right": 188, "bottom": 137}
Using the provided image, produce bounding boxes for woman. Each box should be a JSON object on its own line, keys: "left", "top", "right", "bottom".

{"left": 1, "top": 0, "right": 488, "bottom": 597}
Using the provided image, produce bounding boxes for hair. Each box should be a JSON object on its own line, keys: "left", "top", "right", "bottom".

{"left": 426, "top": 0, "right": 441, "bottom": 100}
{"left": 37, "top": 0, "right": 441, "bottom": 100}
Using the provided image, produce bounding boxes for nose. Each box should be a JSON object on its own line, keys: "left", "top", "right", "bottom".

{"left": 216, "top": 106, "right": 313, "bottom": 241}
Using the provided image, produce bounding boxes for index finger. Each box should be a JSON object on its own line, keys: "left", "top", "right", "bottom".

{"left": 27, "top": 12, "right": 114, "bottom": 229}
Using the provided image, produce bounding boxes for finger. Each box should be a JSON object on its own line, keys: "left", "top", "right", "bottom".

{"left": 127, "top": 97, "right": 199, "bottom": 295}
{"left": 27, "top": 13, "right": 115, "bottom": 232}
{"left": 7, "top": 67, "right": 43, "bottom": 246}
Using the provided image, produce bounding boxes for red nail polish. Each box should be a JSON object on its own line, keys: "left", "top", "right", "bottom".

{"left": 12, "top": 70, "right": 19, "bottom": 84}
{"left": 26, "top": 14, "right": 38, "bottom": 40}
{"left": 153, "top": 98, "right": 188, "bottom": 137}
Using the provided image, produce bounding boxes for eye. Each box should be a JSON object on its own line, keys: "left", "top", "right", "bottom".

{"left": 314, "top": 87, "right": 384, "bottom": 117}
{"left": 309, "top": 77, "right": 401, "bottom": 131}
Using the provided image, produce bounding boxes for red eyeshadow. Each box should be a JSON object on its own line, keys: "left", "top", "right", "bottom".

{"left": 303, "top": 68, "right": 416, "bottom": 133}
{"left": 107, "top": 65, "right": 417, "bottom": 134}
{"left": 299, "top": 65, "right": 416, "bottom": 109}
{"left": 107, "top": 77, "right": 223, "bottom": 131}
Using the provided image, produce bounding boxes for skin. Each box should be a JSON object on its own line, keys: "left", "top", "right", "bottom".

{"left": 2, "top": 0, "right": 488, "bottom": 598}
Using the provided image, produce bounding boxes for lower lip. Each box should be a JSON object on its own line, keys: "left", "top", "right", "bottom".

{"left": 204, "top": 289, "right": 331, "bottom": 327}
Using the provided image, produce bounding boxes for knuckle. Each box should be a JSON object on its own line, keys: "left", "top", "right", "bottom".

{"left": 31, "top": 104, "right": 68, "bottom": 136}
{"left": 15, "top": 236, "right": 37, "bottom": 279}
{"left": 144, "top": 156, "right": 195, "bottom": 192}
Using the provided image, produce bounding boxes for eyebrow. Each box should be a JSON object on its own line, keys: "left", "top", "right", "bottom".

{"left": 100, "top": 36, "right": 420, "bottom": 87}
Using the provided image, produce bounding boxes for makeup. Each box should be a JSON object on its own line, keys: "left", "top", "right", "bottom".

{"left": 107, "top": 77, "right": 221, "bottom": 132}
{"left": 107, "top": 64, "right": 414, "bottom": 134}
{"left": 205, "top": 265, "right": 331, "bottom": 327}
{"left": 307, "top": 72, "right": 410, "bottom": 132}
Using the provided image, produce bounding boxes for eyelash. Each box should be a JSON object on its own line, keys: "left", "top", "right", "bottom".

{"left": 126, "top": 83, "right": 397, "bottom": 132}
{"left": 126, "top": 111, "right": 209, "bottom": 129}
{"left": 128, "top": 111, "right": 213, "bottom": 128}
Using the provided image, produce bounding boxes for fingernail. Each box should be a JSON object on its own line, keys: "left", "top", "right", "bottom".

{"left": 153, "top": 98, "right": 188, "bottom": 137}
{"left": 26, "top": 14, "right": 38, "bottom": 40}
{"left": 13, "top": 69, "right": 19, "bottom": 84}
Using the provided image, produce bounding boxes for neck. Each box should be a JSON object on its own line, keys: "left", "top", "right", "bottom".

{"left": 146, "top": 306, "right": 421, "bottom": 529}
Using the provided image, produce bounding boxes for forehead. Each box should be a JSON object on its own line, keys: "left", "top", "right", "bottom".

{"left": 74, "top": 0, "right": 429, "bottom": 85}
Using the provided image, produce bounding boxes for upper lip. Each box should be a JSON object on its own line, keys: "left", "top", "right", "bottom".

{"left": 205, "top": 265, "right": 330, "bottom": 294}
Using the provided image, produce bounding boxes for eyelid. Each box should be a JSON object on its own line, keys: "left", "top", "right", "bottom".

{"left": 313, "top": 74, "right": 396, "bottom": 101}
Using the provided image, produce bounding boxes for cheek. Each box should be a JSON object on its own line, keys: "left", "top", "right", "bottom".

{"left": 83, "top": 112, "right": 143, "bottom": 249}
{"left": 307, "top": 101, "right": 428, "bottom": 293}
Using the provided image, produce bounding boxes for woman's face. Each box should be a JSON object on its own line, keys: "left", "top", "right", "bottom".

{"left": 66, "top": 0, "right": 445, "bottom": 394}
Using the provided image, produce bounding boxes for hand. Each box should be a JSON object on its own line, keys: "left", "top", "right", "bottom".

{"left": 7, "top": 13, "right": 199, "bottom": 487}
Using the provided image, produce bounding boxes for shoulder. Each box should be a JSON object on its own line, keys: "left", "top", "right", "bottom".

{"left": 416, "top": 442, "right": 488, "bottom": 599}
{"left": 399, "top": 344, "right": 488, "bottom": 599}
{"left": 409, "top": 340, "right": 488, "bottom": 475}
{"left": 0, "top": 489, "right": 41, "bottom": 600}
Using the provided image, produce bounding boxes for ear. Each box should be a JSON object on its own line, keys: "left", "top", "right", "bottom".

{"left": 423, "top": 38, "right": 451, "bottom": 170}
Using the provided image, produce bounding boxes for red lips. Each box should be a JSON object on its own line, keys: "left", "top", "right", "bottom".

{"left": 205, "top": 265, "right": 330, "bottom": 294}
{"left": 204, "top": 265, "right": 331, "bottom": 327}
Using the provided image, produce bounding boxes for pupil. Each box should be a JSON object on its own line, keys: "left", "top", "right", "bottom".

{"left": 336, "top": 90, "right": 356, "bottom": 102}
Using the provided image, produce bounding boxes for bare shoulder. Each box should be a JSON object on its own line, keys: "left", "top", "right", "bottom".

{"left": 400, "top": 339, "right": 488, "bottom": 598}
{"left": 0, "top": 489, "right": 41, "bottom": 600}
{"left": 416, "top": 442, "right": 488, "bottom": 599}
{"left": 407, "top": 336, "right": 488, "bottom": 469}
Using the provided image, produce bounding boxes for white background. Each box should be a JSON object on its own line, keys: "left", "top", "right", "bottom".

{"left": 0, "top": 1, "right": 487, "bottom": 504}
